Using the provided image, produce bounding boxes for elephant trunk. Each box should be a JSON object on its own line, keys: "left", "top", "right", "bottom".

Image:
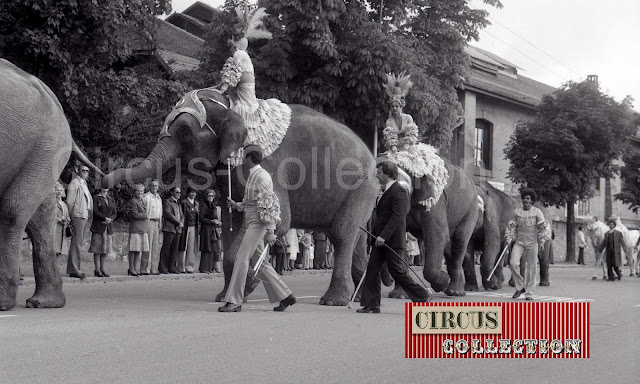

{"left": 101, "top": 138, "right": 180, "bottom": 188}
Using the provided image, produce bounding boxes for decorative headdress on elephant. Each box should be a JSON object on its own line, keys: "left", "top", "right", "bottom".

{"left": 383, "top": 72, "right": 413, "bottom": 108}
{"left": 231, "top": 5, "right": 273, "bottom": 51}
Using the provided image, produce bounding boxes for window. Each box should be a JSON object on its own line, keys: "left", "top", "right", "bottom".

{"left": 474, "top": 119, "right": 493, "bottom": 170}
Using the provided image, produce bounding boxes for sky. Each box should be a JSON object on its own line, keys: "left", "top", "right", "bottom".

{"left": 170, "top": 0, "right": 639, "bottom": 107}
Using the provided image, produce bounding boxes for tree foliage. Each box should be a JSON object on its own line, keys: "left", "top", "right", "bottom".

{"left": 504, "top": 81, "right": 637, "bottom": 208}
{"left": 615, "top": 111, "right": 640, "bottom": 212}
{"left": 0, "top": 0, "right": 190, "bottom": 169}
{"left": 199, "top": 0, "right": 502, "bottom": 149}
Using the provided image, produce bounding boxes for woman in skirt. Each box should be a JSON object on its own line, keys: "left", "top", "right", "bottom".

{"left": 199, "top": 189, "right": 222, "bottom": 273}
{"left": 126, "top": 184, "right": 150, "bottom": 276}
{"left": 54, "top": 182, "right": 71, "bottom": 258}
{"left": 88, "top": 188, "right": 117, "bottom": 277}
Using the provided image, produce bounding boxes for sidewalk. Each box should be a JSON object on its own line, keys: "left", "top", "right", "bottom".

{"left": 19, "top": 257, "right": 333, "bottom": 286}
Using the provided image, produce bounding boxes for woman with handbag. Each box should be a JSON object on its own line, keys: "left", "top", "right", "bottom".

{"left": 88, "top": 188, "right": 116, "bottom": 277}
{"left": 199, "top": 189, "right": 222, "bottom": 273}
{"left": 54, "top": 182, "right": 71, "bottom": 258}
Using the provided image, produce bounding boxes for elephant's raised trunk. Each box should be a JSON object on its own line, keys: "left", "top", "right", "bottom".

{"left": 101, "top": 138, "right": 180, "bottom": 188}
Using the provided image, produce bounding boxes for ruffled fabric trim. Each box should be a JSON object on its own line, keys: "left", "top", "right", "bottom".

{"left": 383, "top": 122, "right": 418, "bottom": 149}
{"left": 221, "top": 57, "right": 242, "bottom": 87}
{"left": 384, "top": 143, "right": 449, "bottom": 208}
{"left": 257, "top": 190, "right": 281, "bottom": 226}
{"left": 228, "top": 97, "right": 292, "bottom": 166}
{"left": 537, "top": 220, "right": 552, "bottom": 249}
{"left": 505, "top": 220, "right": 517, "bottom": 244}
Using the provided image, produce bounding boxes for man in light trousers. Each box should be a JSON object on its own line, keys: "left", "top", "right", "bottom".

{"left": 141, "top": 179, "right": 162, "bottom": 275}
{"left": 218, "top": 144, "right": 296, "bottom": 313}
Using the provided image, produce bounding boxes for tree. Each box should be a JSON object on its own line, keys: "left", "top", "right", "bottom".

{"left": 614, "top": 110, "right": 640, "bottom": 211}
{"left": 504, "top": 81, "right": 637, "bottom": 262}
{"left": 0, "top": 0, "right": 190, "bottom": 174}
{"left": 199, "top": 0, "right": 502, "bottom": 149}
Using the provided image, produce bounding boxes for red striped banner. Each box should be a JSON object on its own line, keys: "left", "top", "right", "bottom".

{"left": 405, "top": 302, "right": 589, "bottom": 358}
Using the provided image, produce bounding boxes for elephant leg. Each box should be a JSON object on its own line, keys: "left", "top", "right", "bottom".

{"left": 421, "top": 211, "right": 450, "bottom": 293}
{"left": 0, "top": 222, "right": 25, "bottom": 311}
{"left": 444, "top": 209, "right": 478, "bottom": 297}
{"left": 25, "top": 195, "right": 65, "bottom": 308}
{"left": 463, "top": 249, "right": 480, "bottom": 292}
{"left": 538, "top": 240, "right": 550, "bottom": 286}
{"left": 320, "top": 203, "right": 367, "bottom": 306}
{"left": 481, "top": 233, "right": 501, "bottom": 291}
{"left": 350, "top": 232, "right": 368, "bottom": 302}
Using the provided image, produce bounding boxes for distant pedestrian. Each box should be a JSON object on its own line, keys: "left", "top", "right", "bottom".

{"left": 300, "top": 231, "right": 314, "bottom": 270}
{"left": 54, "top": 182, "right": 70, "bottom": 258}
{"left": 141, "top": 179, "right": 163, "bottom": 275}
{"left": 577, "top": 225, "right": 587, "bottom": 265}
{"left": 88, "top": 188, "right": 116, "bottom": 277}
{"left": 126, "top": 184, "right": 149, "bottom": 276}
{"left": 200, "top": 189, "right": 222, "bottom": 273}
{"left": 313, "top": 232, "right": 328, "bottom": 269}
{"left": 285, "top": 228, "right": 299, "bottom": 271}
{"left": 159, "top": 187, "right": 183, "bottom": 274}
{"left": 66, "top": 165, "right": 93, "bottom": 279}
{"left": 596, "top": 218, "right": 625, "bottom": 281}
{"left": 179, "top": 187, "right": 200, "bottom": 273}
{"left": 406, "top": 233, "right": 420, "bottom": 266}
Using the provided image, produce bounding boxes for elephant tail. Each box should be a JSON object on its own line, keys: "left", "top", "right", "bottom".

{"left": 72, "top": 140, "right": 105, "bottom": 177}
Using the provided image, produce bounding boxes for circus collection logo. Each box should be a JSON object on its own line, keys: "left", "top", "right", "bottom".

{"left": 405, "top": 303, "right": 589, "bottom": 359}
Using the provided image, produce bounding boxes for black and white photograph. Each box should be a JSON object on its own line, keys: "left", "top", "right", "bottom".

{"left": 0, "top": 0, "right": 638, "bottom": 382}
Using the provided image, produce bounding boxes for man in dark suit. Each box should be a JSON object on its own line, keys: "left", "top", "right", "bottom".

{"left": 159, "top": 186, "right": 184, "bottom": 274}
{"left": 357, "top": 161, "right": 430, "bottom": 313}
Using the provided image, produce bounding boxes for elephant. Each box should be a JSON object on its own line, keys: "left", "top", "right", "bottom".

{"left": 403, "top": 162, "right": 480, "bottom": 296}
{"left": 0, "top": 59, "right": 103, "bottom": 310}
{"left": 463, "top": 182, "right": 517, "bottom": 291}
{"left": 101, "top": 88, "right": 378, "bottom": 306}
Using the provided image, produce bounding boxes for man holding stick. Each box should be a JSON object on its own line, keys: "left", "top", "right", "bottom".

{"left": 357, "top": 161, "right": 430, "bottom": 314}
{"left": 219, "top": 144, "right": 296, "bottom": 313}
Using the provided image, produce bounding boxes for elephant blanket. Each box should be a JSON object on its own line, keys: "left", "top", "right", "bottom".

{"left": 160, "top": 88, "right": 291, "bottom": 163}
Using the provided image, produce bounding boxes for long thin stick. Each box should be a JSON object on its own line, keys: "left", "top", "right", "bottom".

{"left": 359, "top": 227, "right": 433, "bottom": 299}
{"left": 348, "top": 254, "right": 369, "bottom": 309}
{"left": 227, "top": 158, "right": 233, "bottom": 232}
{"left": 487, "top": 243, "right": 511, "bottom": 281}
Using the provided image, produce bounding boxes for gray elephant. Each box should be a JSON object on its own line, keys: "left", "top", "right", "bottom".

{"left": 101, "top": 88, "right": 378, "bottom": 305}
{"left": 0, "top": 59, "right": 103, "bottom": 310}
{"left": 463, "top": 182, "right": 517, "bottom": 291}
{"left": 404, "top": 162, "right": 480, "bottom": 296}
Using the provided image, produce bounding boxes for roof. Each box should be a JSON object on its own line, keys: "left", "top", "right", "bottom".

{"left": 463, "top": 45, "right": 556, "bottom": 108}
{"left": 154, "top": 19, "right": 204, "bottom": 59}
{"left": 156, "top": 49, "right": 201, "bottom": 72}
{"left": 182, "top": 1, "right": 219, "bottom": 23}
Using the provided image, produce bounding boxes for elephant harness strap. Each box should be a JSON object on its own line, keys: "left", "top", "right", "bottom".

{"left": 159, "top": 89, "right": 222, "bottom": 141}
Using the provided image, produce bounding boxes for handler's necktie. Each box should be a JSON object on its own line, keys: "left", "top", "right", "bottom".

{"left": 376, "top": 185, "right": 386, "bottom": 205}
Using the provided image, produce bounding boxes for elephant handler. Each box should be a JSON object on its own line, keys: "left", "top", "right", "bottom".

{"left": 505, "top": 188, "right": 551, "bottom": 300}
{"left": 219, "top": 144, "right": 296, "bottom": 313}
{"left": 357, "top": 161, "right": 430, "bottom": 314}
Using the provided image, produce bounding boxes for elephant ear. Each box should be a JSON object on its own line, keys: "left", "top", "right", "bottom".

{"left": 219, "top": 109, "right": 247, "bottom": 162}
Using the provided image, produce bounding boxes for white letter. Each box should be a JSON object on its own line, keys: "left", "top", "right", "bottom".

{"left": 471, "top": 339, "right": 483, "bottom": 354}
{"left": 538, "top": 339, "right": 549, "bottom": 354}
{"left": 455, "top": 339, "right": 470, "bottom": 354}
{"left": 513, "top": 339, "right": 523, "bottom": 354}
{"left": 443, "top": 339, "right": 454, "bottom": 354}
{"left": 550, "top": 339, "right": 564, "bottom": 354}
{"left": 523, "top": 339, "right": 538, "bottom": 354}
{"left": 565, "top": 339, "right": 582, "bottom": 354}
{"left": 499, "top": 339, "right": 511, "bottom": 354}
{"left": 485, "top": 339, "right": 498, "bottom": 354}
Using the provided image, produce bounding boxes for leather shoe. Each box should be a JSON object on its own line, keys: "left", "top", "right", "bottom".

{"left": 94, "top": 270, "right": 103, "bottom": 277}
{"left": 274, "top": 295, "right": 297, "bottom": 312}
{"left": 69, "top": 272, "right": 86, "bottom": 279}
{"left": 356, "top": 307, "right": 380, "bottom": 313}
{"left": 152, "top": 272, "right": 160, "bottom": 276}
{"left": 218, "top": 303, "right": 242, "bottom": 312}
{"left": 100, "top": 270, "right": 110, "bottom": 278}
{"left": 512, "top": 288, "right": 525, "bottom": 299}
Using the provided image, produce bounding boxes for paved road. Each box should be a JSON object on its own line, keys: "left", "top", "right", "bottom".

{"left": 1, "top": 265, "right": 639, "bottom": 383}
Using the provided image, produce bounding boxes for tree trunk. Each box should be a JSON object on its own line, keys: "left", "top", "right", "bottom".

{"left": 605, "top": 177, "right": 612, "bottom": 220}
{"left": 565, "top": 200, "right": 576, "bottom": 262}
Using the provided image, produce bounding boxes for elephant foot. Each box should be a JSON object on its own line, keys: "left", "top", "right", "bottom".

{"left": 444, "top": 284, "right": 466, "bottom": 297}
{"left": 464, "top": 283, "right": 479, "bottom": 292}
{"left": 482, "top": 278, "right": 499, "bottom": 291}
{"left": 0, "top": 298, "right": 17, "bottom": 311}
{"left": 538, "top": 280, "right": 550, "bottom": 287}
{"left": 214, "top": 290, "right": 227, "bottom": 302}
{"left": 388, "top": 286, "right": 408, "bottom": 299}
{"left": 26, "top": 291, "right": 66, "bottom": 309}
{"left": 319, "top": 287, "right": 350, "bottom": 306}
{"left": 427, "top": 272, "right": 449, "bottom": 292}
